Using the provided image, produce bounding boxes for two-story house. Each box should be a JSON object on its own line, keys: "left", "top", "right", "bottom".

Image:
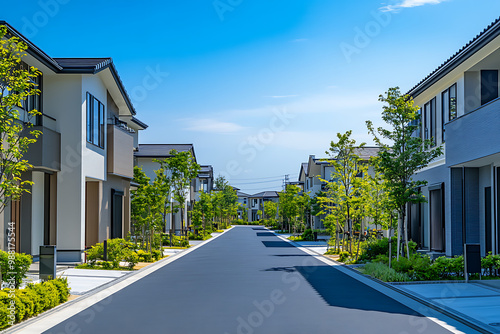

{"left": 0, "top": 22, "right": 147, "bottom": 262}
{"left": 408, "top": 17, "right": 500, "bottom": 258}
{"left": 248, "top": 191, "right": 279, "bottom": 222}
{"left": 298, "top": 148, "right": 379, "bottom": 230}
{"left": 134, "top": 144, "right": 199, "bottom": 234}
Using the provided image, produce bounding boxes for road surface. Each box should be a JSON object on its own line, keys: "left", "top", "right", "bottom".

{"left": 43, "top": 226, "right": 466, "bottom": 334}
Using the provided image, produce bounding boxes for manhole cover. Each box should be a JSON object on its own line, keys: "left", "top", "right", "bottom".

{"left": 489, "top": 323, "right": 500, "bottom": 327}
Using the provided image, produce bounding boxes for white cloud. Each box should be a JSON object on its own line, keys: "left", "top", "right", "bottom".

{"left": 183, "top": 118, "right": 245, "bottom": 134}
{"left": 381, "top": 0, "right": 448, "bottom": 12}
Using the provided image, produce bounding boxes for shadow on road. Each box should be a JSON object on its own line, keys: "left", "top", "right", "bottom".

{"left": 261, "top": 241, "right": 295, "bottom": 247}
{"left": 256, "top": 232, "right": 276, "bottom": 236}
{"left": 295, "top": 265, "right": 423, "bottom": 317}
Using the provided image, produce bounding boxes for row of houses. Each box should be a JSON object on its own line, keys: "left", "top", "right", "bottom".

{"left": 290, "top": 17, "right": 500, "bottom": 259}
{"left": 0, "top": 22, "right": 214, "bottom": 262}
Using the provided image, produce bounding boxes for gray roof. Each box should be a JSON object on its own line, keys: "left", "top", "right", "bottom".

{"left": 53, "top": 58, "right": 112, "bottom": 71}
{"left": 249, "top": 191, "right": 279, "bottom": 198}
{"left": 300, "top": 163, "right": 308, "bottom": 177}
{"left": 134, "top": 144, "right": 195, "bottom": 160}
{"left": 237, "top": 191, "right": 251, "bottom": 198}
{"left": 353, "top": 147, "right": 380, "bottom": 160}
{"left": 407, "top": 16, "right": 500, "bottom": 98}
{"left": 131, "top": 117, "right": 148, "bottom": 129}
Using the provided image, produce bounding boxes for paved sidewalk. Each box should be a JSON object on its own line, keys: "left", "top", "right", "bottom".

{"left": 392, "top": 281, "right": 500, "bottom": 333}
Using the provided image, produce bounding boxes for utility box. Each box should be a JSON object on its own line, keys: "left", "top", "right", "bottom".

{"left": 40, "top": 245, "right": 57, "bottom": 281}
{"left": 464, "top": 243, "right": 481, "bottom": 282}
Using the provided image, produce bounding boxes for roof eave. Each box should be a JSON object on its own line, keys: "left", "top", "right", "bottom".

{"left": 407, "top": 17, "right": 500, "bottom": 98}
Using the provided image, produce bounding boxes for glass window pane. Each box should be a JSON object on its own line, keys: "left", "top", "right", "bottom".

{"left": 93, "top": 98, "right": 99, "bottom": 145}
{"left": 87, "top": 93, "right": 92, "bottom": 142}
{"left": 449, "top": 84, "right": 457, "bottom": 120}
{"left": 99, "top": 102, "right": 105, "bottom": 148}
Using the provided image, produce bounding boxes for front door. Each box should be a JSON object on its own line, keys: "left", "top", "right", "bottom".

{"left": 111, "top": 190, "right": 123, "bottom": 239}
{"left": 430, "top": 187, "right": 445, "bottom": 252}
{"left": 485, "top": 187, "right": 492, "bottom": 254}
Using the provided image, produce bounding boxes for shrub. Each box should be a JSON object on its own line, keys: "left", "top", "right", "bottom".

{"left": 0, "top": 277, "right": 70, "bottom": 330}
{"left": 136, "top": 250, "right": 152, "bottom": 262}
{"left": 481, "top": 252, "right": 500, "bottom": 276}
{"left": 162, "top": 234, "right": 189, "bottom": 247}
{"left": 339, "top": 251, "right": 350, "bottom": 263}
{"left": 50, "top": 277, "right": 70, "bottom": 303}
{"left": 301, "top": 229, "right": 314, "bottom": 241}
{"left": 0, "top": 250, "right": 32, "bottom": 288}
{"left": 362, "top": 262, "right": 410, "bottom": 282}
{"left": 151, "top": 249, "right": 163, "bottom": 261}
{"left": 85, "top": 238, "right": 138, "bottom": 269}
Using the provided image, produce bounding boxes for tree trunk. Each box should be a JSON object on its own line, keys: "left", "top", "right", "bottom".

{"left": 388, "top": 227, "right": 392, "bottom": 268}
{"left": 404, "top": 212, "right": 410, "bottom": 260}
{"left": 396, "top": 213, "right": 402, "bottom": 261}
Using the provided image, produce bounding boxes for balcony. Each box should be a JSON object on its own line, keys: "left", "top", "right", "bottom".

{"left": 446, "top": 97, "right": 500, "bottom": 166}
{"left": 23, "top": 114, "right": 61, "bottom": 172}
{"left": 107, "top": 124, "right": 134, "bottom": 179}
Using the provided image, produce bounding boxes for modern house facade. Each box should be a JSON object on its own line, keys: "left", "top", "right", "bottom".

{"left": 0, "top": 21, "right": 146, "bottom": 262}
{"left": 408, "top": 17, "right": 500, "bottom": 257}
{"left": 247, "top": 191, "right": 279, "bottom": 222}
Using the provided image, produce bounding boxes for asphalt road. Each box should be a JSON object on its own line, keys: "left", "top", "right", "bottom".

{"left": 44, "top": 226, "right": 457, "bottom": 334}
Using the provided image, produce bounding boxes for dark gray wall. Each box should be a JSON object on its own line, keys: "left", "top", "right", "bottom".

{"left": 446, "top": 99, "right": 500, "bottom": 166}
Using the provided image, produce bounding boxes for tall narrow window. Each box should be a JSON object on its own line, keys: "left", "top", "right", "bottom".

{"left": 430, "top": 98, "right": 436, "bottom": 147}
{"left": 441, "top": 90, "right": 448, "bottom": 143}
{"left": 449, "top": 84, "right": 457, "bottom": 120}
{"left": 86, "top": 93, "right": 105, "bottom": 148}
{"left": 481, "top": 70, "right": 498, "bottom": 105}
{"left": 424, "top": 103, "right": 430, "bottom": 141}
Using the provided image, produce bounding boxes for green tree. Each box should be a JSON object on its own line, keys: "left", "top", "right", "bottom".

{"left": 156, "top": 150, "right": 200, "bottom": 240}
{"left": 263, "top": 200, "right": 278, "bottom": 226}
{"left": 318, "top": 131, "right": 369, "bottom": 256}
{"left": 279, "top": 184, "right": 301, "bottom": 233}
{"left": 131, "top": 166, "right": 164, "bottom": 251}
{"left": 0, "top": 25, "right": 42, "bottom": 213}
{"left": 366, "top": 87, "right": 443, "bottom": 259}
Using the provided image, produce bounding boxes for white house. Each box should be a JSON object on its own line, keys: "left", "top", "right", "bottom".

{"left": 0, "top": 21, "right": 147, "bottom": 262}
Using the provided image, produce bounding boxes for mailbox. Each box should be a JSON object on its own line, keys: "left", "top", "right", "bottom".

{"left": 40, "top": 245, "right": 57, "bottom": 281}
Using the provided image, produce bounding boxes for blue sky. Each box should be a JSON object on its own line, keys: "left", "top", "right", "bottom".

{"left": 3, "top": 0, "right": 500, "bottom": 193}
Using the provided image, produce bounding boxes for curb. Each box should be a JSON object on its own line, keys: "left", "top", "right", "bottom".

{"left": 273, "top": 233, "right": 496, "bottom": 334}
{"left": 2, "top": 227, "right": 234, "bottom": 334}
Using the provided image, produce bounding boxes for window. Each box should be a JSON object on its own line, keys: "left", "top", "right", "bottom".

{"left": 20, "top": 62, "right": 42, "bottom": 125}
{"left": 481, "top": 70, "right": 498, "bottom": 105}
{"left": 424, "top": 98, "right": 437, "bottom": 147}
{"left": 410, "top": 108, "right": 421, "bottom": 138}
{"left": 441, "top": 84, "right": 457, "bottom": 143}
{"left": 86, "top": 93, "right": 105, "bottom": 148}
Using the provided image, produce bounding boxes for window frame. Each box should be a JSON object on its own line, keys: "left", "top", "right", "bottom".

{"left": 86, "top": 92, "right": 105, "bottom": 149}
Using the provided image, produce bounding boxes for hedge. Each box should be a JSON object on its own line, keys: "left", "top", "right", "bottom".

{"left": 0, "top": 277, "right": 70, "bottom": 330}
